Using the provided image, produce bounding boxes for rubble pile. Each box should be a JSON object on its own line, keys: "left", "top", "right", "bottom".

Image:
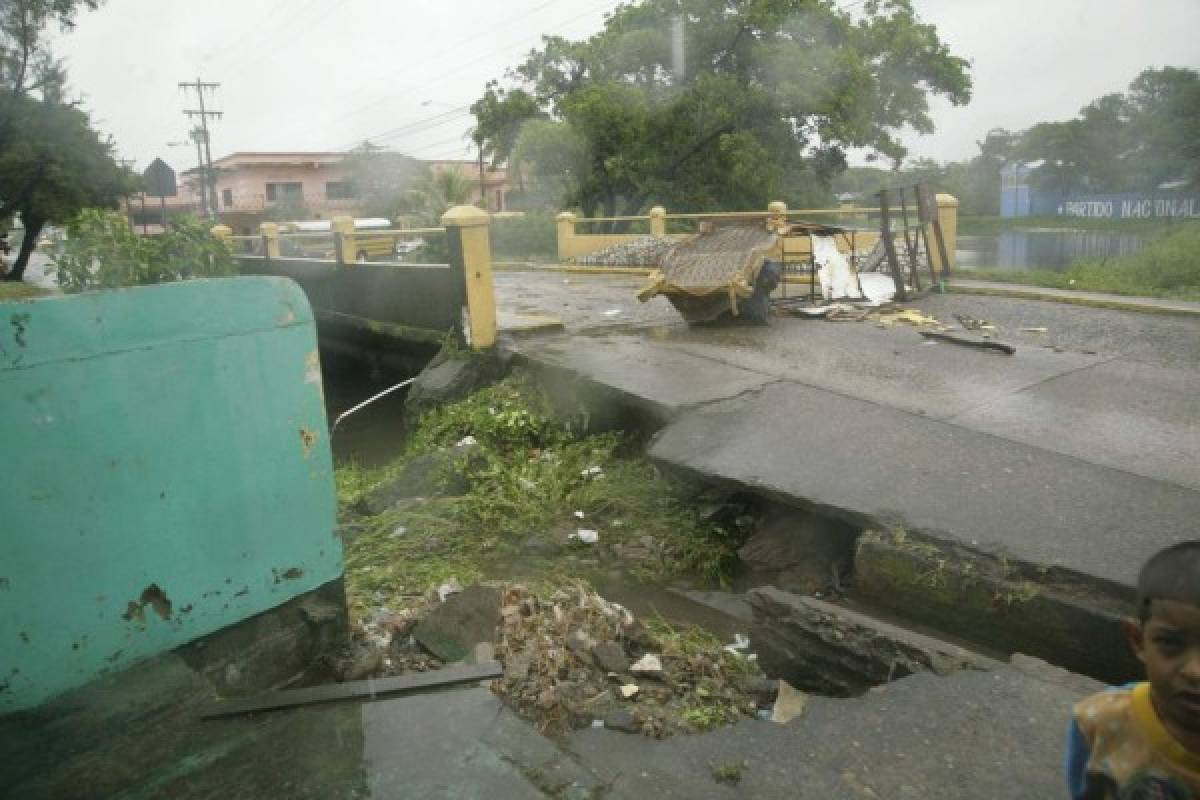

{"left": 574, "top": 236, "right": 677, "bottom": 267}
{"left": 492, "top": 583, "right": 767, "bottom": 737}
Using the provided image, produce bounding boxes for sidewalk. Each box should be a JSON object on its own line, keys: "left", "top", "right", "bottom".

{"left": 949, "top": 278, "right": 1200, "bottom": 317}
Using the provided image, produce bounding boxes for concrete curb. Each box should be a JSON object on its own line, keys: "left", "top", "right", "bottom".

{"left": 948, "top": 281, "right": 1200, "bottom": 318}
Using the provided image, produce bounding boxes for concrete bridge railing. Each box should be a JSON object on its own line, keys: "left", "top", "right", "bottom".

{"left": 214, "top": 208, "right": 497, "bottom": 351}
{"left": 556, "top": 195, "right": 959, "bottom": 273}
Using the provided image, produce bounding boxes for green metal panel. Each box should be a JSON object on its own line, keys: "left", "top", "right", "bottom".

{"left": 0, "top": 277, "right": 341, "bottom": 712}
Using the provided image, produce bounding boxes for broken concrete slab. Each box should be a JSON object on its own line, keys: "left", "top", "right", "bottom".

{"left": 748, "top": 588, "right": 984, "bottom": 696}
{"left": 854, "top": 531, "right": 1140, "bottom": 683}
{"left": 413, "top": 585, "right": 502, "bottom": 663}
{"left": 512, "top": 334, "right": 777, "bottom": 426}
{"left": 569, "top": 664, "right": 1101, "bottom": 798}
{"left": 649, "top": 380, "right": 1200, "bottom": 593}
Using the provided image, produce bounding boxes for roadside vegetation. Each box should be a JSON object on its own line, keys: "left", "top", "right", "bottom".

{"left": 336, "top": 371, "right": 748, "bottom": 621}
{"left": 965, "top": 221, "right": 1200, "bottom": 300}
{"left": 51, "top": 209, "right": 234, "bottom": 291}
{"left": 0, "top": 281, "right": 50, "bottom": 300}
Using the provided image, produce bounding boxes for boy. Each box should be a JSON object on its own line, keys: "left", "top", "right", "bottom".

{"left": 1066, "top": 540, "right": 1200, "bottom": 798}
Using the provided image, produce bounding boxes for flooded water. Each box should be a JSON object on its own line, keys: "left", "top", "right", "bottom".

{"left": 956, "top": 229, "right": 1146, "bottom": 272}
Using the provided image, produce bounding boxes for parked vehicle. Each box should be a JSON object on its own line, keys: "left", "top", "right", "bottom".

{"left": 281, "top": 218, "right": 396, "bottom": 261}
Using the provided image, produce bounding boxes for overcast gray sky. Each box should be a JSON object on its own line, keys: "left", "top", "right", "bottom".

{"left": 48, "top": 0, "right": 1200, "bottom": 175}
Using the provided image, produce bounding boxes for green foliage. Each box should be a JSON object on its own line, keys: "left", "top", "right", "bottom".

{"left": 489, "top": 212, "right": 557, "bottom": 261}
{"left": 51, "top": 209, "right": 235, "bottom": 292}
{"left": 474, "top": 0, "right": 971, "bottom": 215}
{"left": 966, "top": 221, "right": 1200, "bottom": 300}
{"left": 0, "top": 280, "right": 50, "bottom": 300}
{"left": 339, "top": 143, "right": 424, "bottom": 220}
{"left": 1015, "top": 67, "right": 1200, "bottom": 194}
{"left": 337, "top": 371, "right": 752, "bottom": 615}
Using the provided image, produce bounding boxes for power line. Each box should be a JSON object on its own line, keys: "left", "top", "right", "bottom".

{"left": 179, "top": 78, "right": 222, "bottom": 218}
{"left": 334, "top": 106, "right": 473, "bottom": 152}
{"left": 326, "top": 0, "right": 616, "bottom": 144}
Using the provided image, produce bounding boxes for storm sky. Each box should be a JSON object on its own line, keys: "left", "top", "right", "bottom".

{"left": 47, "top": 0, "right": 1200, "bottom": 175}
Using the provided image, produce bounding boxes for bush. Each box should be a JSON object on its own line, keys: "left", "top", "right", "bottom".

{"left": 52, "top": 209, "right": 235, "bottom": 292}
{"left": 489, "top": 211, "right": 557, "bottom": 262}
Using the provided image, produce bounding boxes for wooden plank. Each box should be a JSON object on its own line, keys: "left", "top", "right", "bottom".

{"left": 201, "top": 661, "right": 504, "bottom": 719}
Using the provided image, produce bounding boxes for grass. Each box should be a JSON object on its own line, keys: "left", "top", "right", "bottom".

{"left": 0, "top": 281, "right": 52, "bottom": 301}
{"left": 963, "top": 221, "right": 1200, "bottom": 301}
{"left": 336, "top": 371, "right": 751, "bottom": 620}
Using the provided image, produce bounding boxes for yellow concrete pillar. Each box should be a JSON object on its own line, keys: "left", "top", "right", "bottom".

{"left": 767, "top": 201, "right": 788, "bottom": 233}
{"left": 332, "top": 215, "right": 357, "bottom": 265}
{"left": 648, "top": 206, "right": 667, "bottom": 237}
{"left": 556, "top": 211, "right": 577, "bottom": 263}
{"left": 210, "top": 224, "right": 232, "bottom": 249}
{"left": 442, "top": 205, "right": 496, "bottom": 350}
{"left": 933, "top": 193, "right": 959, "bottom": 274}
{"left": 259, "top": 222, "right": 281, "bottom": 259}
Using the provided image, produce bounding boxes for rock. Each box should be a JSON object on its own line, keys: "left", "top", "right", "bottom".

{"left": 591, "top": 641, "right": 630, "bottom": 674}
{"left": 618, "top": 684, "right": 640, "bottom": 700}
{"left": 630, "top": 654, "right": 663, "bottom": 677}
{"left": 566, "top": 629, "right": 596, "bottom": 654}
{"left": 736, "top": 503, "right": 857, "bottom": 594}
{"left": 413, "top": 585, "right": 502, "bottom": 662}
{"left": 404, "top": 347, "right": 505, "bottom": 418}
{"left": 359, "top": 444, "right": 478, "bottom": 515}
{"left": 603, "top": 709, "right": 641, "bottom": 734}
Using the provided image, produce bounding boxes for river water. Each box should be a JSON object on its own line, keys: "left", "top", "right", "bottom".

{"left": 956, "top": 229, "right": 1146, "bottom": 272}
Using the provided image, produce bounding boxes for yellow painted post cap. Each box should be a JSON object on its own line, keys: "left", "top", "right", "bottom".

{"left": 442, "top": 205, "right": 491, "bottom": 227}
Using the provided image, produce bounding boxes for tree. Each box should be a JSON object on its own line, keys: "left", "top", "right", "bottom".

{"left": 339, "top": 142, "right": 425, "bottom": 220}
{"left": 473, "top": 0, "right": 971, "bottom": 218}
{"left": 0, "top": 93, "right": 135, "bottom": 280}
{"left": 52, "top": 209, "right": 233, "bottom": 292}
{"left": 1, "top": 0, "right": 134, "bottom": 281}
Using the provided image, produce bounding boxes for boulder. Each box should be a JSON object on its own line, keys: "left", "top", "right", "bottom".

{"left": 413, "top": 585, "right": 502, "bottom": 663}
{"left": 603, "top": 709, "right": 641, "bottom": 734}
{"left": 405, "top": 347, "right": 506, "bottom": 419}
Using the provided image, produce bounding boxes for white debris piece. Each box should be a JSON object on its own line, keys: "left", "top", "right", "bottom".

{"left": 630, "top": 654, "right": 663, "bottom": 676}
{"left": 390, "top": 525, "right": 407, "bottom": 538}
{"left": 619, "top": 684, "right": 640, "bottom": 699}
{"left": 570, "top": 528, "right": 600, "bottom": 544}
{"left": 811, "top": 235, "right": 864, "bottom": 301}
{"left": 858, "top": 272, "right": 897, "bottom": 303}
{"left": 602, "top": 309, "right": 622, "bottom": 317}
{"left": 456, "top": 435, "right": 478, "bottom": 447}
{"left": 437, "top": 577, "right": 463, "bottom": 602}
{"left": 574, "top": 510, "right": 586, "bottom": 519}
{"left": 722, "top": 633, "right": 750, "bottom": 655}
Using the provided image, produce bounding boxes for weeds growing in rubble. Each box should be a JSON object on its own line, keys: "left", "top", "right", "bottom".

{"left": 337, "top": 371, "right": 750, "bottom": 621}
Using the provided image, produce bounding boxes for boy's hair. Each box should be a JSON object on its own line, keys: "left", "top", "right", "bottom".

{"left": 1137, "top": 540, "right": 1200, "bottom": 620}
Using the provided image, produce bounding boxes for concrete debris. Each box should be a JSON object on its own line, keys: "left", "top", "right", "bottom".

{"left": 414, "top": 584, "right": 501, "bottom": 662}
{"left": 573, "top": 236, "right": 677, "bottom": 267}
{"left": 630, "top": 654, "right": 663, "bottom": 676}
{"left": 570, "top": 529, "right": 599, "bottom": 544}
{"left": 603, "top": 709, "right": 642, "bottom": 733}
{"left": 770, "top": 681, "right": 808, "bottom": 724}
{"left": 619, "top": 684, "right": 640, "bottom": 699}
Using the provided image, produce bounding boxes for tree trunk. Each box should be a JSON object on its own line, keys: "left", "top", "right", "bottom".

{"left": 3, "top": 216, "right": 44, "bottom": 282}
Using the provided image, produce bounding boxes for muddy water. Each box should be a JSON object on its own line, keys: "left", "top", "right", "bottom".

{"left": 322, "top": 356, "right": 414, "bottom": 467}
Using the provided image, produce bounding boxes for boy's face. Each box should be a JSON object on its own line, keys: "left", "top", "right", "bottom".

{"left": 1125, "top": 598, "right": 1200, "bottom": 734}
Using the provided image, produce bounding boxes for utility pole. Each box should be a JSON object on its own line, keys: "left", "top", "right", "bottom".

{"left": 168, "top": 133, "right": 209, "bottom": 216}
{"left": 179, "top": 78, "right": 222, "bottom": 219}
{"left": 116, "top": 158, "right": 136, "bottom": 231}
